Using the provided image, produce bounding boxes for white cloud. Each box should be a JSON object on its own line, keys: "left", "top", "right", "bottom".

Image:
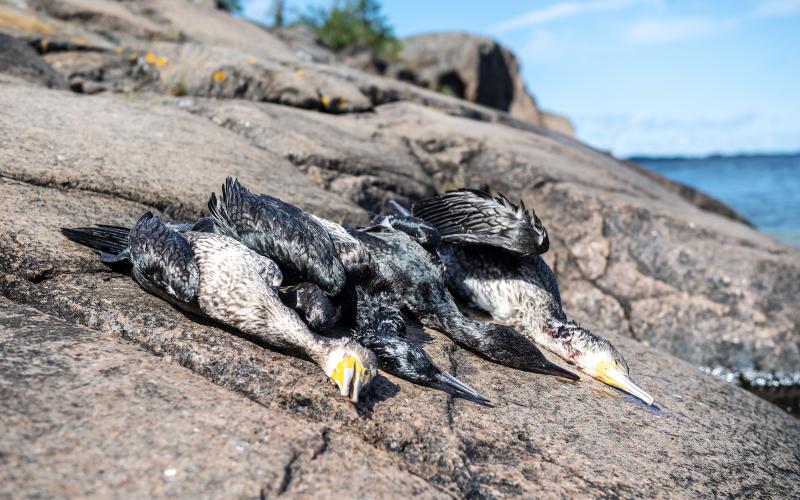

{"left": 521, "top": 30, "right": 562, "bottom": 62}
{"left": 752, "top": 0, "right": 800, "bottom": 18}
{"left": 574, "top": 112, "right": 785, "bottom": 157}
{"left": 625, "top": 17, "right": 738, "bottom": 44}
{"left": 488, "top": 0, "right": 653, "bottom": 34}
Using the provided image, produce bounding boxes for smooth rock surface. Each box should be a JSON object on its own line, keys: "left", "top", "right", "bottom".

{"left": 0, "top": 91, "right": 798, "bottom": 497}
{"left": 0, "top": 298, "right": 441, "bottom": 498}
{"left": 0, "top": 84, "right": 364, "bottom": 224}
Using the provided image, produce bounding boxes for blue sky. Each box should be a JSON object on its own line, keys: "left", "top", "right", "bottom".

{"left": 242, "top": 0, "right": 800, "bottom": 157}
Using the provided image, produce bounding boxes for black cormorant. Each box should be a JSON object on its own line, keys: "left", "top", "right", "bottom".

{"left": 349, "top": 216, "right": 578, "bottom": 380}
{"left": 413, "top": 189, "right": 654, "bottom": 405}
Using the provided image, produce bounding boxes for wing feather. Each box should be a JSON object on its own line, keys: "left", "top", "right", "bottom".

{"left": 412, "top": 189, "right": 549, "bottom": 256}
{"left": 128, "top": 212, "right": 199, "bottom": 305}
{"left": 208, "top": 177, "right": 346, "bottom": 295}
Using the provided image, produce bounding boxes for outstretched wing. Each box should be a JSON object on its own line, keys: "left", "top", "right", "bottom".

{"left": 412, "top": 189, "right": 549, "bottom": 256}
{"left": 208, "top": 177, "right": 346, "bottom": 295}
{"left": 128, "top": 212, "right": 199, "bottom": 305}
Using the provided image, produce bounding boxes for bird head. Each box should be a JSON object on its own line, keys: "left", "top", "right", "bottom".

{"left": 324, "top": 339, "right": 377, "bottom": 404}
{"left": 549, "top": 321, "right": 654, "bottom": 405}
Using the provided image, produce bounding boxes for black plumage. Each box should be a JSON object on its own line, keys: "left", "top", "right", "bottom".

{"left": 370, "top": 214, "right": 441, "bottom": 252}
{"left": 208, "top": 177, "right": 347, "bottom": 296}
{"left": 413, "top": 188, "right": 549, "bottom": 256}
{"left": 278, "top": 282, "right": 341, "bottom": 330}
{"left": 206, "top": 178, "right": 486, "bottom": 400}
{"left": 413, "top": 190, "right": 654, "bottom": 405}
{"left": 127, "top": 213, "right": 201, "bottom": 306}
{"left": 351, "top": 225, "right": 578, "bottom": 380}
{"left": 346, "top": 275, "right": 487, "bottom": 401}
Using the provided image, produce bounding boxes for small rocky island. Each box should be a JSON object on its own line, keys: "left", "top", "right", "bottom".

{"left": 1, "top": 0, "right": 798, "bottom": 497}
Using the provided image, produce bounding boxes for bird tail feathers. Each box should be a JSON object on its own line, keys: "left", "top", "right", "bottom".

{"left": 61, "top": 224, "right": 130, "bottom": 262}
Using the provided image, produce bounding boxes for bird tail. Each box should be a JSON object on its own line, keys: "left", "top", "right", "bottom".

{"left": 207, "top": 176, "right": 243, "bottom": 238}
{"left": 61, "top": 224, "right": 130, "bottom": 262}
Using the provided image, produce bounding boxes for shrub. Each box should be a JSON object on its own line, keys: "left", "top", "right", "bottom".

{"left": 216, "top": 0, "right": 242, "bottom": 13}
{"left": 299, "top": 0, "right": 400, "bottom": 59}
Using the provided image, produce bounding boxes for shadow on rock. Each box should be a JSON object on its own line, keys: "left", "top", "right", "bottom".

{"left": 356, "top": 374, "right": 401, "bottom": 419}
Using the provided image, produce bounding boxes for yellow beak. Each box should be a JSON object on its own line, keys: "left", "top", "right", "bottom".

{"left": 331, "top": 355, "right": 369, "bottom": 403}
{"left": 596, "top": 364, "right": 654, "bottom": 406}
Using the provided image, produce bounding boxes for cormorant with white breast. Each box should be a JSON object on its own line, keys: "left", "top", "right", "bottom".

{"left": 206, "top": 178, "right": 487, "bottom": 401}
{"left": 413, "top": 188, "right": 655, "bottom": 405}
{"left": 350, "top": 213, "right": 579, "bottom": 380}
{"left": 62, "top": 212, "right": 376, "bottom": 403}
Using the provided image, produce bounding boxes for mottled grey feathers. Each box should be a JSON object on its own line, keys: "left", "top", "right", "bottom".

{"left": 128, "top": 212, "right": 200, "bottom": 305}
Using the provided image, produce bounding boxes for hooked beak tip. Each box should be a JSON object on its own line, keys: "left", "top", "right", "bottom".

{"left": 435, "top": 372, "right": 490, "bottom": 403}
{"left": 600, "top": 369, "right": 654, "bottom": 406}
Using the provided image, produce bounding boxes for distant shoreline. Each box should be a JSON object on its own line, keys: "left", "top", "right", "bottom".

{"left": 627, "top": 151, "right": 800, "bottom": 163}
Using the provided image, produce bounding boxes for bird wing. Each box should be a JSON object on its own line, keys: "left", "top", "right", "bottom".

{"left": 309, "top": 214, "right": 372, "bottom": 276}
{"left": 412, "top": 188, "right": 549, "bottom": 256}
{"left": 208, "top": 177, "right": 346, "bottom": 295}
{"left": 128, "top": 212, "right": 199, "bottom": 305}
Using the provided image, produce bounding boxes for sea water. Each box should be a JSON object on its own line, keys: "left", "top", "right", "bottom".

{"left": 634, "top": 154, "right": 800, "bottom": 246}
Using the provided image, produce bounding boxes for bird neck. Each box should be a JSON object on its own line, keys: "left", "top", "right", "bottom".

{"left": 434, "top": 310, "right": 489, "bottom": 346}
{"left": 535, "top": 317, "right": 582, "bottom": 362}
{"left": 233, "top": 311, "right": 332, "bottom": 367}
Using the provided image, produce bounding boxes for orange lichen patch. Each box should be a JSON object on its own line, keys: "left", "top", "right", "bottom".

{"left": 213, "top": 70, "right": 227, "bottom": 82}
{"left": 295, "top": 68, "right": 304, "bottom": 77}
{"left": 246, "top": 57, "right": 258, "bottom": 65}
{"left": 145, "top": 53, "right": 156, "bottom": 64}
{"left": 0, "top": 8, "right": 55, "bottom": 35}
{"left": 339, "top": 97, "right": 349, "bottom": 109}
{"left": 155, "top": 57, "right": 167, "bottom": 67}
{"left": 320, "top": 95, "right": 331, "bottom": 108}
{"left": 69, "top": 36, "right": 93, "bottom": 47}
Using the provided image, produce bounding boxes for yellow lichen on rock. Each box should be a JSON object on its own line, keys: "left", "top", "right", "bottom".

{"left": 145, "top": 53, "right": 156, "bottom": 64}
{"left": 156, "top": 57, "right": 167, "bottom": 67}
{"left": 213, "top": 70, "right": 227, "bottom": 82}
{"left": 320, "top": 95, "right": 331, "bottom": 108}
{"left": 0, "top": 7, "right": 55, "bottom": 35}
{"left": 69, "top": 37, "right": 92, "bottom": 47}
{"left": 246, "top": 57, "right": 258, "bottom": 65}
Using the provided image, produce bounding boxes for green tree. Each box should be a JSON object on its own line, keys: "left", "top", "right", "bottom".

{"left": 272, "top": 0, "right": 285, "bottom": 28}
{"left": 300, "top": 0, "right": 401, "bottom": 59}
